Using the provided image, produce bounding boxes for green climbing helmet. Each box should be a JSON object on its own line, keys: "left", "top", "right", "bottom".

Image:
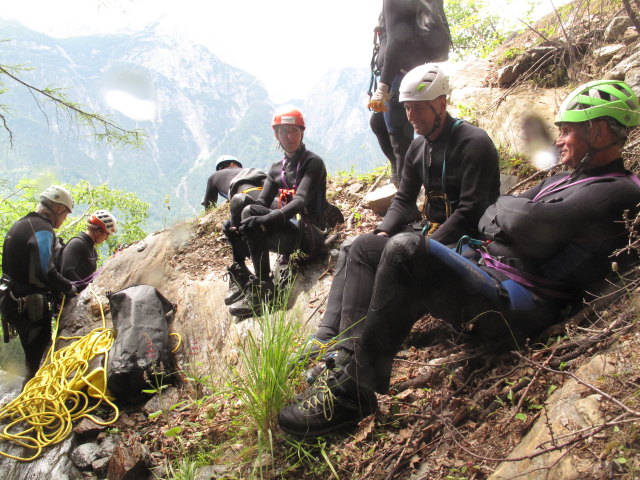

{"left": 555, "top": 80, "right": 640, "bottom": 127}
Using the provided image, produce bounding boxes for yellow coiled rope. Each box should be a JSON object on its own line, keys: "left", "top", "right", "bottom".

{"left": 0, "top": 288, "right": 119, "bottom": 461}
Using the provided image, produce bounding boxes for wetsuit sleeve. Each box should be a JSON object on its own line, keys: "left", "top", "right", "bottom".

{"left": 29, "top": 229, "right": 74, "bottom": 294}
{"left": 494, "top": 179, "right": 639, "bottom": 259}
{"left": 59, "top": 238, "right": 89, "bottom": 282}
{"left": 380, "top": 0, "right": 417, "bottom": 86}
{"left": 430, "top": 132, "right": 500, "bottom": 245}
{"left": 202, "top": 174, "right": 219, "bottom": 208}
{"left": 278, "top": 157, "right": 326, "bottom": 221}
{"left": 376, "top": 140, "right": 423, "bottom": 235}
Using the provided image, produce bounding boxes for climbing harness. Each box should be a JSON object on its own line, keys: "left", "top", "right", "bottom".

{"left": 420, "top": 119, "right": 463, "bottom": 235}
{"left": 0, "top": 288, "right": 119, "bottom": 461}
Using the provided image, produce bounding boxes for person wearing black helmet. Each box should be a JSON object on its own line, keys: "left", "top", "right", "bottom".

{"left": 0, "top": 185, "right": 77, "bottom": 383}
{"left": 278, "top": 79, "right": 640, "bottom": 438}
{"left": 226, "top": 106, "right": 329, "bottom": 318}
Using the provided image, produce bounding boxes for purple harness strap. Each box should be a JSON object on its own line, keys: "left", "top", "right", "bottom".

{"left": 478, "top": 250, "right": 575, "bottom": 300}
{"left": 532, "top": 172, "right": 640, "bottom": 202}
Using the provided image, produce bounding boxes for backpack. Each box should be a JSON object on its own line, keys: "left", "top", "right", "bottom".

{"left": 53, "top": 236, "right": 67, "bottom": 271}
{"left": 414, "top": 0, "right": 452, "bottom": 63}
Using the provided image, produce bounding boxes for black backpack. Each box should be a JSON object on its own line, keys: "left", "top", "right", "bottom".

{"left": 414, "top": 0, "right": 452, "bottom": 63}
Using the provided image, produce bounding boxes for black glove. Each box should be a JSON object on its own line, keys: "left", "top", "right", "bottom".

{"left": 240, "top": 211, "right": 284, "bottom": 232}
{"left": 66, "top": 284, "right": 78, "bottom": 297}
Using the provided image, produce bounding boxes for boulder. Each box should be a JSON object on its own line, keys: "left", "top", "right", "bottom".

{"left": 604, "top": 16, "right": 632, "bottom": 43}
{"left": 107, "top": 442, "right": 151, "bottom": 480}
{"left": 490, "top": 354, "right": 622, "bottom": 480}
{"left": 71, "top": 442, "right": 102, "bottom": 470}
{"left": 364, "top": 183, "right": 397, "bottom": 216}
{"left": 594, "top": 44, "right": 626, "bottom": 65}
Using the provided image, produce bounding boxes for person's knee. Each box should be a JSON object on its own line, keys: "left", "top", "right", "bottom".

{"left": 382, "top": 232, "right": 424, "bottom": 266}
{"left": 230, "top": 194, "right": 250, "bottom": 217}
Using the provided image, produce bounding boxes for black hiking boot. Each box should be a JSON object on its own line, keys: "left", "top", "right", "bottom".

{"left": 228, "top": 275, "right": 275, "bottom": 319}
{"left": 278, "top": 360, "right": 377, "bottom": 438}
{"left": 224, "top": 262, "right": 251, "bottom": 306}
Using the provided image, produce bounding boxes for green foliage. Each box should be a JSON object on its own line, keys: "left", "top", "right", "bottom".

{"left": 0, "top": 177, "right": 150, "bottom": 269}
{"left": 227, "top": 303, "right": 303, "bottom": 439}
{"left": 445, "top": 0, "right": 536, "bottom": 59}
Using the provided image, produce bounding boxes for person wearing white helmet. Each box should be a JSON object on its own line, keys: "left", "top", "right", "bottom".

{"left": 303, "top": 63, "right": 500, "bottom": 361}
{"left": 368, "top": 0, "right": 451, "bottom": 186}
{"left": 278, "top": 79, "right": 640, "bottom": 438}
{"left": 0, "top": 185, "right": 77, "bottom": 383}
{"left": 202, "top": 155, "right": 244, "bottom": 209}
{"left": 58, "top": 210, "right": 117, "bottom": 290}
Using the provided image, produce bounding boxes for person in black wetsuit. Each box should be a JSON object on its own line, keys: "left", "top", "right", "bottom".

{"left": 202, "top": 155, "right": 245, "bottom": 209}
{"left": 0, "top": 185, "right": 76, "bottom": 383}
{"left": 226, "top": 107, "right": 328, "bottom": 318}
{"left": 368, "top": 0, "right": 450, "bottom": 185}
{"left": 304, "top": 63, "right": 500, "bottom": 359}
{"left": 59, "top": 209, "right": 117, "bottom": 291}
{"left": 278, "top": 79, "right": 640, "bottom": 438}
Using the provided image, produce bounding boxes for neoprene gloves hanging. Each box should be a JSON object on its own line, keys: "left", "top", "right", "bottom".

{"left": 368, "top": 83, "right": 389, "bottom": 112}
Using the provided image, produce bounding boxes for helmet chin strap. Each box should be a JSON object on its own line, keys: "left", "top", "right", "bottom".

{"left": 571, "top": 136, "right": 620, "bottom": 178}
{"left": 424, "top": 103, "right": 442, "bottom": 141}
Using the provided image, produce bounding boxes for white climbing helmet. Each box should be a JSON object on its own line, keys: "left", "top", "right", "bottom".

{"left": 399, "top": 63, "right": 451, "bottom": 102}
{"left": 40, "top": 185, "right": 74, "bottom": 213}
{"left": 88, "top": 209, "right": 118, "bottom": 234}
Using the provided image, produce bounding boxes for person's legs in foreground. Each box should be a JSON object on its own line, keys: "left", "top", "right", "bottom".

{"left": 223, "top": 193, "right": 258, "bottom": 305}
{"left": 278, "top": 233, "right": 557, "bottom": 437}
{"left": 302, "top": 234, "right": 386, "bottom": 360}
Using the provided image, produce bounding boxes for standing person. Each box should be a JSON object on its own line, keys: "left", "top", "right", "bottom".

{"left": 278, "top": 80, "right": 640, "bottom": 437}
{"left": 368, "top": 0, "right": 450, "bottom": 185}
{"left": 227, "top": 107, "right": 328, "bottom": 318}
{"left": 0, "top": 185, "right": 76, "bottom": 383}
{"left": 59, "top": 210, "right": 117, "bottom": 291}
{"left": 304, "top": 63, "right": 500, "bottom": 359}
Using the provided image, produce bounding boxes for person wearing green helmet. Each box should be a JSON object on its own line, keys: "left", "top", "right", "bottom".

{"left": 278, "top": 80, "right": 640, "bottom": 438}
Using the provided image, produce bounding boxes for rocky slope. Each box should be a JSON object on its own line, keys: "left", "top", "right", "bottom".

{"left": 1, "top": 2, "right": 640, "bottom": 479}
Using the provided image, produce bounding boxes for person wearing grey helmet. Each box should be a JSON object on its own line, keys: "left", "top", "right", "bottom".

{"left": 0, "top": 185, "right": 76, "bottom": 384}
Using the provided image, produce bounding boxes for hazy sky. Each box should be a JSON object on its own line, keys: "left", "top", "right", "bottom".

{"left": 2, "top": 0, "right": 381, "bottom": 103}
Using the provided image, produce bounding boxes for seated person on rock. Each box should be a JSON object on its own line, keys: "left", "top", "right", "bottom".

{"left": 59, "top": 209, "right": 117, "bottom": 292}
{"left": 278, "top": 79, "right": 640, "bottom": 438}
{"left": 202, "top": 155, "right": 265, "bottom": 210}
{"left": 303, "top": 63, "right": 501, "bottom": 359}
{"left": 225, "top": 107, "right": 329, "bottom": 318}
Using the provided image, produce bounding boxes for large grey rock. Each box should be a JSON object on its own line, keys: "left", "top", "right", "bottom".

{"left": 364, "top": 183, "right": 397, "bottom": 216}
{"left": 594, "top": 44, "right": 626, "bottom": 65}
{"left": 609, "top": 50, "right": 640, "bottom": 80}
{"left": 71, "top": 442, "right": 102, "bottom": 469}
{"left": 490, "top": 354, "right": 623, "bottom": 480}
{"left": 604, "top": 16, "right": 632, "bottom": 43}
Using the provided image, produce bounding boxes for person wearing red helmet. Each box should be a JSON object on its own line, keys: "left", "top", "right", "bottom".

{"left": 59, "top": 209, "right": 117, "bottom": 290}
{"left": 226, "top": 106, "right": 329, "bottom": 318}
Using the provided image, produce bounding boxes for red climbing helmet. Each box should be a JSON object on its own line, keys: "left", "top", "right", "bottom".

{"left": 272, "top": 107, "right": 305, "bottom": 130}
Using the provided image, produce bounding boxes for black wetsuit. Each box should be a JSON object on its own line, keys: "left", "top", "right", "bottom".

{"left": 59, "top": 232, "right": 97, "bottom": 286}
{"left": 202, "top": 168, "right": 243, "bottom": 209}
{"left": 343, "top": 159, "right": 640, "bottom": 393}
{"left": 370, "top": 0, "right": 435, "bottom": 184}
{"left": 237, "top": 146, "right": 328, "bottom": 279}
{"left": 1, "top": 212, "right": 73, "bottom": 380}
{"left": 315, "top": 115, "right": 500, "bottom": 342}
